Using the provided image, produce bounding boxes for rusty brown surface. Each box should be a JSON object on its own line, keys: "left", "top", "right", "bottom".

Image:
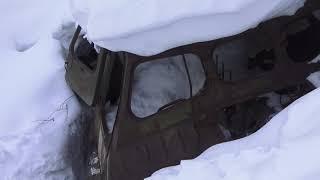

{"left": 65, "top": 0, "right": 320, "bottom": 179}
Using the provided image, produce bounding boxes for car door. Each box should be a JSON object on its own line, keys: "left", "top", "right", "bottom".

{"left": 65, "top": 26, "right": 108, "bottom": 106}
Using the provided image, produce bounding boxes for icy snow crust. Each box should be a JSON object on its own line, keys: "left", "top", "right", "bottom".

{"left": 71, "top": 0, "right": 306, "bottom": 56}
{"left": 146, "top": 87, "right": 320, "bottom": 180}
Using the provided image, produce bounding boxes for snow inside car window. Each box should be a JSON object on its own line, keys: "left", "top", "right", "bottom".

{"left": 130, "top": 54, "right": 205, "bottom": 118}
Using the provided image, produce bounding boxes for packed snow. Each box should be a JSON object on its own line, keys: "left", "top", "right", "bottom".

{"left": 71, "top": 0, "right": 306, "bottom": 56}
{"left": 130, "top": 54, "right": 205, "bottom": 118}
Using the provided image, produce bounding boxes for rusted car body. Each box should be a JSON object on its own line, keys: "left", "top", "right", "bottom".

{"left": 65, "top": 0, "right": 320, "bottom": 179}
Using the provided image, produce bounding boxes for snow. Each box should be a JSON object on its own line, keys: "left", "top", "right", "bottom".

{"left": 0, "top": 0, "right": 81, "bottom": 179}
{"left": 71, "top": 0, "right": 306, "bottom": 56}
{"left": 1, "top": 0, "right": 320, "bottom": 179}
{"left": 130, "top": 54, "right": 205, "bottom": 118}
{"left": 145, "top": 87, "right": 320, "bottom": 180}
{"left": 105, "top": 54, "right": 206, "bottom": 131}
{"left": 308, "top": 54, "right": 320, "bottom": 87}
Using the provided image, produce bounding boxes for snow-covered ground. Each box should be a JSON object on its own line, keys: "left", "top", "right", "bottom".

{"left": 0, "top": 0, "right": 81, "bottom": 179}
{"left": 1, "top": 0, "right": 320, "bottom": 179}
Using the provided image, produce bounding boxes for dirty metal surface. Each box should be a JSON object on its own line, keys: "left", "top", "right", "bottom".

{"left": 65, "top": 0, "right": 320, "bottom": 179}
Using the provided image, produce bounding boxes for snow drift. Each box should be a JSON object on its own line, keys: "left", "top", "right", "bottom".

{"left": 71, "top": 0, "right": 306, "bottom": 56}
{"left": 146, "top": 87, "right": 320, "bottom": 180}
{"left": 0, "top": 0, "right": 319, "bottom": 179}
{"left": 0, "top": 0, "right": 81, "bottom": 179}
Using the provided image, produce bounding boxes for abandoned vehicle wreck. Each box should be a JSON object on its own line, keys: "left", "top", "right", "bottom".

{"left": 65, "top": 0, "right": 320, "bottom": 179}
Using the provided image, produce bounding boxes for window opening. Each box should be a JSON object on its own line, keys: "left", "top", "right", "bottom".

{"left": 74, "top": 33, "right": 98, "bottom": 70}
{"left": 130, "top": 54, "right": 205, "bottom": 118}
{"left": 212, "top": 39, "right": 276, "bottom": 82}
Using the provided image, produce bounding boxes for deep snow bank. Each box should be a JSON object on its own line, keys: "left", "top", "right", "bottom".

{"left": 0, "top": 0, "right": 81, "bottom": 179}
{"left": 71, "top": 0, "right": 306, "bottom": 56}
{"left": 146, "top": 87, "right": 320, "bottom": 180}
